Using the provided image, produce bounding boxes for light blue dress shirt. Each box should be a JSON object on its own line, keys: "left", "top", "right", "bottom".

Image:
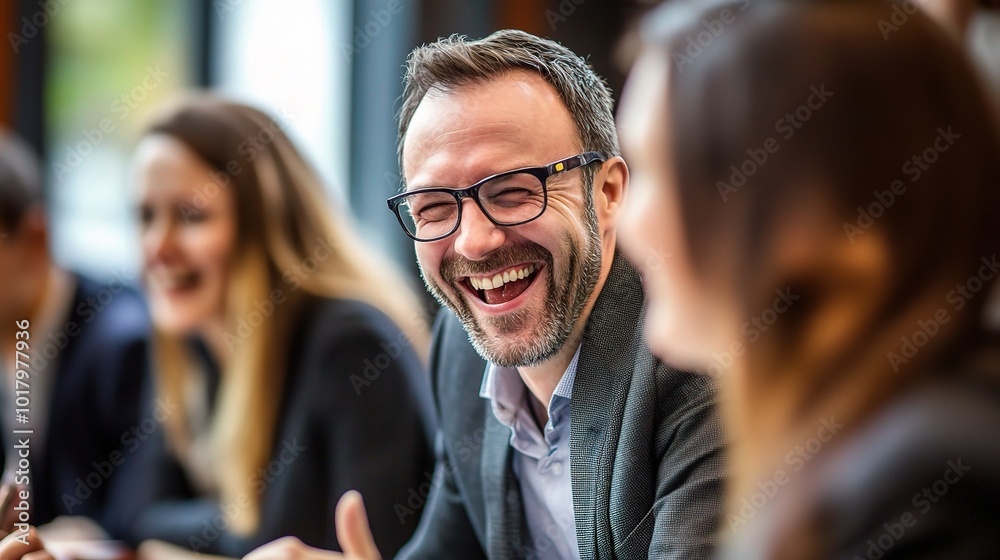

{"left": 479, "top": 346, "right": 581, "bottom": 560}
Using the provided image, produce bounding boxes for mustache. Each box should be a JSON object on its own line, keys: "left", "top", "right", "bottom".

{"left": 440, "top": 242, "right": 550, "bottom": 282}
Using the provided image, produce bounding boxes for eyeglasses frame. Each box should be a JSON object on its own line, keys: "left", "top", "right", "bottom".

{"left": 386, "top": 151, "right": 606, "bottom": 242}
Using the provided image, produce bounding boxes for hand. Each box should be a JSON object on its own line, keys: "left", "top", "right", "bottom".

{"left": 138, "top": 540, "right": 235, "bottom": 560}
{"left": 0, "top": 484, "right": 50, "bottom": 560}
{"left": 0, "top": 484, "right": 17, "bottom": 535}
{"left": 243, "top": 491, "right": 381, "bottom": 560}
{"left": 0, "top": 526, "right": 52, "bottom": 560}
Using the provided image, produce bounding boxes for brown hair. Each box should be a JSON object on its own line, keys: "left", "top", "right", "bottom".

{"left": 142, "top": 95, "right": 430, "bottom": 533}
{"left": 643, "top": 0, "right": 1000, "bottom": 508}
{"left": 398, "top": 29, "right": 620, "bottom": 189}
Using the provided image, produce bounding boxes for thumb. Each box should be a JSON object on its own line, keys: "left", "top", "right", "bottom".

{"left": 335, "top": 491, "right": 381, "bottom": 560}
{"left": 0, "top": 526, "right": 44, "bottom": 560}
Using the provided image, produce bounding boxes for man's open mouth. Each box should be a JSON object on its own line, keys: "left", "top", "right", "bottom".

{"left": 462, "top": 264, "right": 539, "bottom": 305}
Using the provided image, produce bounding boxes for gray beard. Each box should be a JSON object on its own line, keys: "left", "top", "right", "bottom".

{"left": 421, "top": 205, "right": 603, "bottom": 368}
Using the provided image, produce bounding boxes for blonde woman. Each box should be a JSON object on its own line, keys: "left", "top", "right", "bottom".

{"left": 128, "top": 96, "right": 434, "bottom": 558}
{"left": 618, "top": 1, "right": 1000, "bottom": 558}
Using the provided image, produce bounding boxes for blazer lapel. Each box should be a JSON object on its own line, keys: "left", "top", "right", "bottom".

{"left": 571, "top": 252, "right": 646, "bottom": 559}
{"left": 482, "top": 404, "right": 525, "bottom": 559}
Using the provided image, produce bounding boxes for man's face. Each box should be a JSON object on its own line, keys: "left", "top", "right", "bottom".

{"left": 402, "top": 71, "right": 606, "bottom": 368}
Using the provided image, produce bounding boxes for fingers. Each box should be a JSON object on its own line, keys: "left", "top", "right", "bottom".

{"left": 22, "top": 551, "right": 54, "bottom": 560}
{"left": 334, "top": 491, "right": 380, "bottom": 560}
{"left": 244, "top": 536, "right": 348, "bottom": 560}
{"left": 0, "top": 527, "right": 45, "bottom": 560}
{"left": 0, "top": 485, "right": 16, "bottom": 535}
{"left": 137, "top": 539, "right": 179, "bottom": 560}
{"left": 138, "top": 540, "right": 235, "bottom": 560}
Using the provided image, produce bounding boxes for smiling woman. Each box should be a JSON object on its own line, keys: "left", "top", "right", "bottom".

{"left": 125, "top": 95, "right": 435, "bottom": 558}
{"left": 135, "top": 134, "right": 237, "bottom": 338}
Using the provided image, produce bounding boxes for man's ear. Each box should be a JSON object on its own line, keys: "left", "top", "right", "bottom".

{"left": 593, "top": 156, "right": 628, "bottom": 226}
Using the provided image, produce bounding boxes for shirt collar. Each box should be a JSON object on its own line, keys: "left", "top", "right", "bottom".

{"left": 479, "top": 344, "right": 582, "bottom": 422}
{"left": 552, "top": 345, "right": 581, "bottom": 401}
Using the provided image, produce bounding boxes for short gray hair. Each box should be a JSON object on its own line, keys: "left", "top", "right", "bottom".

{"left": 398, "top": 29, "right": 620, "bottom": 187}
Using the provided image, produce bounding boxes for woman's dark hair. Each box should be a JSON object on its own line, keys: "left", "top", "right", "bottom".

{"left": 641, "top": 0, "right": 1000, "bottom": 508}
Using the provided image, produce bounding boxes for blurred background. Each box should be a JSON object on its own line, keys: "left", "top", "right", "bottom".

{"left": 0, "top": 0, "right": 661, "bottom": 286}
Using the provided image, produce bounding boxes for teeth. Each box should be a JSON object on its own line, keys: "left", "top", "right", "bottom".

{"left": 157, "top": 271, "right": 197, "bottom": 289}
{"left": 470, "top": 265, "right": 536, "bottom": 292}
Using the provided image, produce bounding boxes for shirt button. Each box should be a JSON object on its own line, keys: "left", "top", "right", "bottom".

{"left": 551, "top": 462, "right": 563, "bottom": 475}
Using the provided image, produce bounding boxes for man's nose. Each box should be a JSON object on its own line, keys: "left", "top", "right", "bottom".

{"left": 452, "top": 199, "right": 506, "bottom": 261}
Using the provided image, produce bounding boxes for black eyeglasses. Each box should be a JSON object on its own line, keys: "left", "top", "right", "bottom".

{"left": 387, "top": 152, "right": 605, "bottom": 242}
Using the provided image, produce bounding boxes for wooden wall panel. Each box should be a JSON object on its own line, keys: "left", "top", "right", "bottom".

{"left": 0, "top": 1, "right": 16, "bottom": 127}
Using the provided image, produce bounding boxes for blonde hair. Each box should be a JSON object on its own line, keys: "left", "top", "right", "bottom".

{"left": 144, "top": 95, "right": 429, "bottom": 533}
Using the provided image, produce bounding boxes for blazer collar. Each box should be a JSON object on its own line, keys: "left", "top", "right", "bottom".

{"left": 570, "top": 251, "right": 646, "bottom": 558}
{"left": 482, "top": 402, "right": 528, "bottom": 559}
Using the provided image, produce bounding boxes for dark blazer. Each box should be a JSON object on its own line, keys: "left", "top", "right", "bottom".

{"left": 399, "top": 254, "right": 726, "bottom": 559}
{"left": 716, "top": 373, "right": 1000, "bottom": 560}
{"left": 0, "top": 273, "right": 150, "bottom": 537}
{"left": 128, "top": 297, "right": 437, "bottom": 558}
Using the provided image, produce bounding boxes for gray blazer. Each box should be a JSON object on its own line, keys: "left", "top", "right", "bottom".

{"left": 399, "top": 254, "right": 725, "bottom": 559}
